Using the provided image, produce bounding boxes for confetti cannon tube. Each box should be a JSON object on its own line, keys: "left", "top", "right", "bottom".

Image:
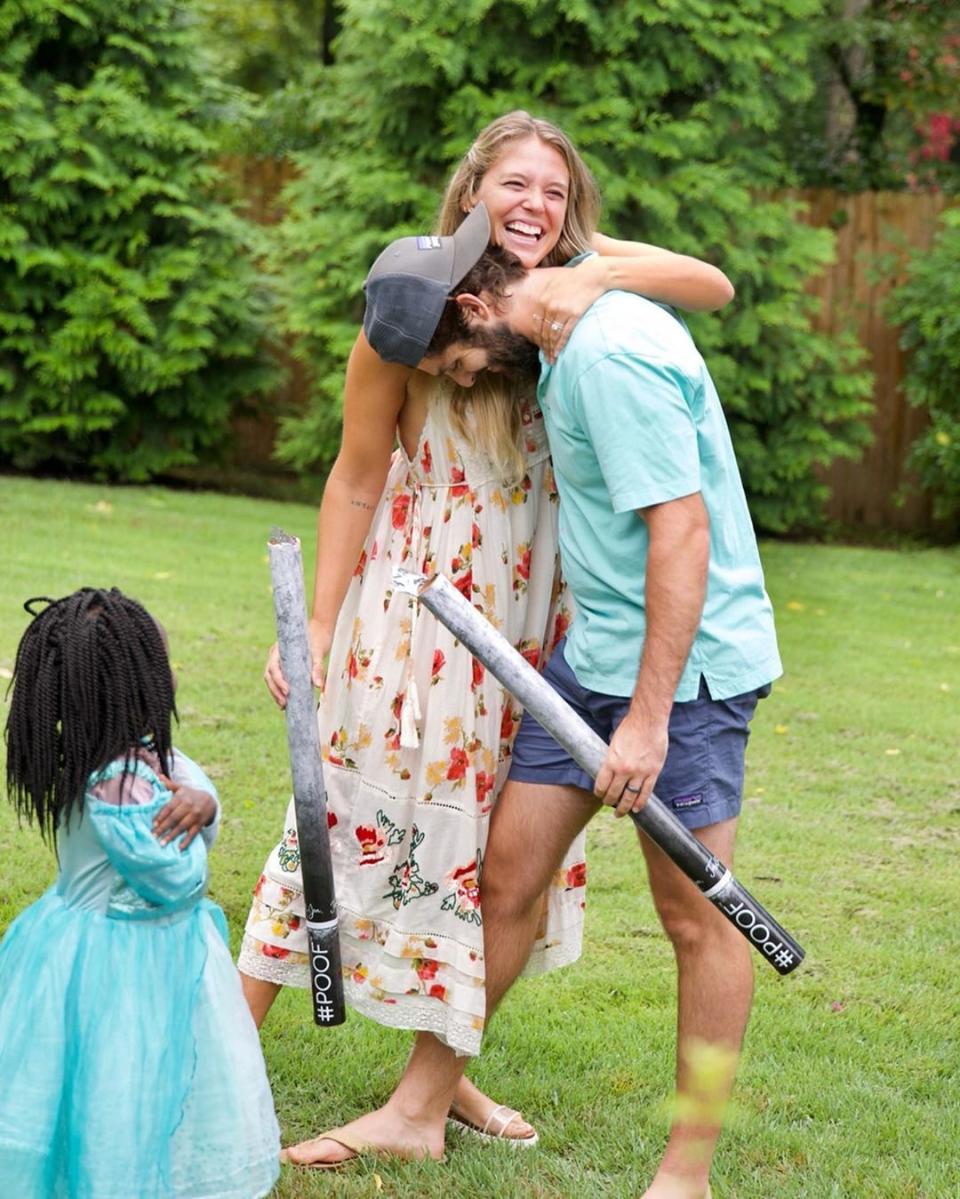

{"left": 399, "top": 569, "right": 804, "bottom": 977}
{"left": 269, "top": 530, "right": 346, "bottom": 1025}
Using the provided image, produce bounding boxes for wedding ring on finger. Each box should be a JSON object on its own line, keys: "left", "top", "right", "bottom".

{"left": 549, "top": 320, "right": 564, "bottom": 332}
{"left": 624, "top": 784, "right": 643, "bottom": 794}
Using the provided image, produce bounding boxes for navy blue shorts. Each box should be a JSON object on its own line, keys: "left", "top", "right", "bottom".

{"left": 508, "top": 639, "right": 771, "bottom": 831}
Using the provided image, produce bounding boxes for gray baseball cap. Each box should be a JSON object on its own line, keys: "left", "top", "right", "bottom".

{"left": 362, "top": 203, "right": 491, "bottom": 367}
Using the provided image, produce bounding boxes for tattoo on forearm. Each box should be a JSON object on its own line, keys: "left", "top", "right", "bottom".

{"left": 350, "top": 499, "right": 375, "bottom": 511}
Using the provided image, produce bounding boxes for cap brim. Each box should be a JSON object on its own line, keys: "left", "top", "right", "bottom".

{"left": 450, "top": 202, "right": 491, "bottom": 286}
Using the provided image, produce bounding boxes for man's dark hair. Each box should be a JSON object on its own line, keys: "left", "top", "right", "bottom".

{"left": 5, "top": 587, "right": 176, "bottom": 841}
{"left": 427, "top": 243, "right": 527, "bottom": 357}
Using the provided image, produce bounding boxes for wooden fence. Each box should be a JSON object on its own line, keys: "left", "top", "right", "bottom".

{"left": 790, "top": 190, "right": 953, "bottom": 533}
{"left": 228, "top": 158, "right": 953, "bottom": 533}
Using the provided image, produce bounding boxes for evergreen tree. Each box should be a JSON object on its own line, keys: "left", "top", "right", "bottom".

{"left": 271, "top": 0, "right": 874, "bottom": 533}
{"left": 195, "top": 0, "right": 340, "bottom": 94}
{"left": 0, "top": 0, "right": 277, "bottom": 480}
{"left": 887, "top": 209, "right": 960, "bottom": 530}
{"left": 777, "top": 0, "right": 960, "bottom": 192}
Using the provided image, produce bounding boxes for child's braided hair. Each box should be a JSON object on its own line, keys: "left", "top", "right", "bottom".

{"left": 4, "top": 588, "right": 176, "bottom": 841}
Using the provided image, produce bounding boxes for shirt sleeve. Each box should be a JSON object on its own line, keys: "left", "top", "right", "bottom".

{"left": 573, "top": 352, "right": 701, "bottom": 513}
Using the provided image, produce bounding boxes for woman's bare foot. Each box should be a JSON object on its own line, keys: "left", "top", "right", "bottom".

{"left": 282, "top": 1103, "right": 446, "bottom": 1168}
{"left": 448, "top": 1075, "right": 537, "bottom": 1142}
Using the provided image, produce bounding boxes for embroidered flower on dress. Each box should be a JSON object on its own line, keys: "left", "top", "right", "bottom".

{"left": 441, "top": 856, "right": 482, "bottom": 925}
{"left": 383, "top": 827, "right": 439, "bottom": 909}
{"left": 355, "top": 824, "right": 387, "bottom": 866}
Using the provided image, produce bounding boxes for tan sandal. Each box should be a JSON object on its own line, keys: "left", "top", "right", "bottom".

{"left": 447, "top": 1103, "right": 539, "bottom": 1147}
{"left": 280, "top": 1127, "right": 367, "bottom": 1169}
{"left": 282, "top": 1124, "right": 444, "bottom": 1168}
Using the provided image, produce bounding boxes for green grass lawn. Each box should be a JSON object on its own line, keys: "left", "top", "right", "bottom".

{"left": 1, "top": 474, "right": 957, "bottom": 1199}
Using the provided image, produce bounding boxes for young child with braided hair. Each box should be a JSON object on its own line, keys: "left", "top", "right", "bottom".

{"left": 0, "top": 588, "right": 280, "bottom": 1199}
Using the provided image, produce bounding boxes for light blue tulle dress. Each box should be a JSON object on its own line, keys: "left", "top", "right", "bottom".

{"left": 0, "top": 750, "right": 280, "bottom": 1199}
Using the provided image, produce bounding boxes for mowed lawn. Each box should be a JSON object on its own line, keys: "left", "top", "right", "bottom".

{"left": 0, "top": 474, "right": 957, "bottom": 1199}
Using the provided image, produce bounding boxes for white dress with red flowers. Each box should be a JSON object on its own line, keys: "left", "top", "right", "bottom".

{"left": 239, "top": 396, "right": 586, "bottom": 1056}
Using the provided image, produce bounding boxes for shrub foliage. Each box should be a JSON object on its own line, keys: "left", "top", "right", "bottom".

{"left": 0, "top": 0, "right": 276, "bottom": 480}
{"left": 271, "top": 0, "right": 874, "bottom": 533}
{"left": 887, "top": 209, "right": 960, "bottom": 526}
{"left": 776, "top": 0, "right": 960, "bottom": 192}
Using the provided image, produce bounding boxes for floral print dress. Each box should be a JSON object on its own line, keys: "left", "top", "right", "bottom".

{"left": 239, "top": 395, "right": 586, "bottom": 1056}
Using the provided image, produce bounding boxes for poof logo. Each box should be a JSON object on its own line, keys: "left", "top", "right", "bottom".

{"left": 720, "top": 898, "right": 786, "bottom": 958}
{"left": 311, "top": 948, "right": 334, "bottom": 1019}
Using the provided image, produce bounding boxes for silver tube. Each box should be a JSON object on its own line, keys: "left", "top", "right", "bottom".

{"left": 396, "top": 568, "right": 804, "bottom": 976}
{"left": 269, "top": 529, "right": 346, "bottom": 1024}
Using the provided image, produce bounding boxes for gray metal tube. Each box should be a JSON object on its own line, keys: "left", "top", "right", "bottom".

{"left": 269, "top": 529, "right": 345, "bottom": 1024}
{"left": 397, "top": 568, "right": 804, "bottom": 977}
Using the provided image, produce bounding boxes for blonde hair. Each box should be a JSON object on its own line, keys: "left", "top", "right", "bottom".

{"left": 437, "top": 110, "right": 601, "bottom": 266}
{"left": 435, "top": 111, "right": 601, "bottom": 482}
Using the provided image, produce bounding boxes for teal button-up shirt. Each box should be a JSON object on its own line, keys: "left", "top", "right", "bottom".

{"left": 536, "top": 289, "right": 781, "bottom": 701}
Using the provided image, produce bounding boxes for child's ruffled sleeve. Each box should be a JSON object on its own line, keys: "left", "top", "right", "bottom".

{"left": 87, "top": 760, "right": 208, "bottom": 908}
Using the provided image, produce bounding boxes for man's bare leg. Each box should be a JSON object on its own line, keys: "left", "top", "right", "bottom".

{"left": 480, "top": 780, "right": 598, "bottom": 1011}
{"left": 284, "top": 779, "right": 595, "bottom": 1166}
{"left": 639, "top": 817, "right": 751, "bottom": 1199}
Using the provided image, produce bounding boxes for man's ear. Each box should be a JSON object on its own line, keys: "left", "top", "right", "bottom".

{"left": 453, "top": 293, "right": 493, "bottom": 324}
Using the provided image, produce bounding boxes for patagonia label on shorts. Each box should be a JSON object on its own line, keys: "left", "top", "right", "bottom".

{"left": 671, "top": 792, "right": 703, "bottom": 811}
{"left": 416, "top": 236, "right": 443, "bottom": 250}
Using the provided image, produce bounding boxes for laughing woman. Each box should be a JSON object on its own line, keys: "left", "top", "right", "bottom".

{"left": 240, "top": 110, "right": 733, "bottom": 1165}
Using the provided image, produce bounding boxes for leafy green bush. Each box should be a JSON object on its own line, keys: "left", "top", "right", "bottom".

{"left": 0, "top": 0, "right": 278, "bottom": 480}
{"left": 194, "top": 0, "right": 341, "bottom": 98}
{"left": 774, "top": 0, "right": 960, "bottom": 193}
{"left": 270, "top": 0, "right": 873, "bottom": 534}
{"left": 887, "top": 208, "right": 960, "bottom": 527}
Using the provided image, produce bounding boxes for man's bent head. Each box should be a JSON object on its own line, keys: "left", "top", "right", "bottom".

{"left": 419, "top": 323, "right": 540, "bottom": 386}
{"left": 419, "top": 245, "right": 538, "bottom": 384}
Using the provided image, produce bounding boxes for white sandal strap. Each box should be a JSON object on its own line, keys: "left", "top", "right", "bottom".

{"left": 482, "top": 1104, "right": 520, "bottom": 1136}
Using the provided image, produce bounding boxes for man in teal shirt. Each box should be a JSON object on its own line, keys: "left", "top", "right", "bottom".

{"left": 359, "top": 238, "right": 782, "bottom": 1199}
{"left": 529, "top": 288, "right": 780, "bottom": 708}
